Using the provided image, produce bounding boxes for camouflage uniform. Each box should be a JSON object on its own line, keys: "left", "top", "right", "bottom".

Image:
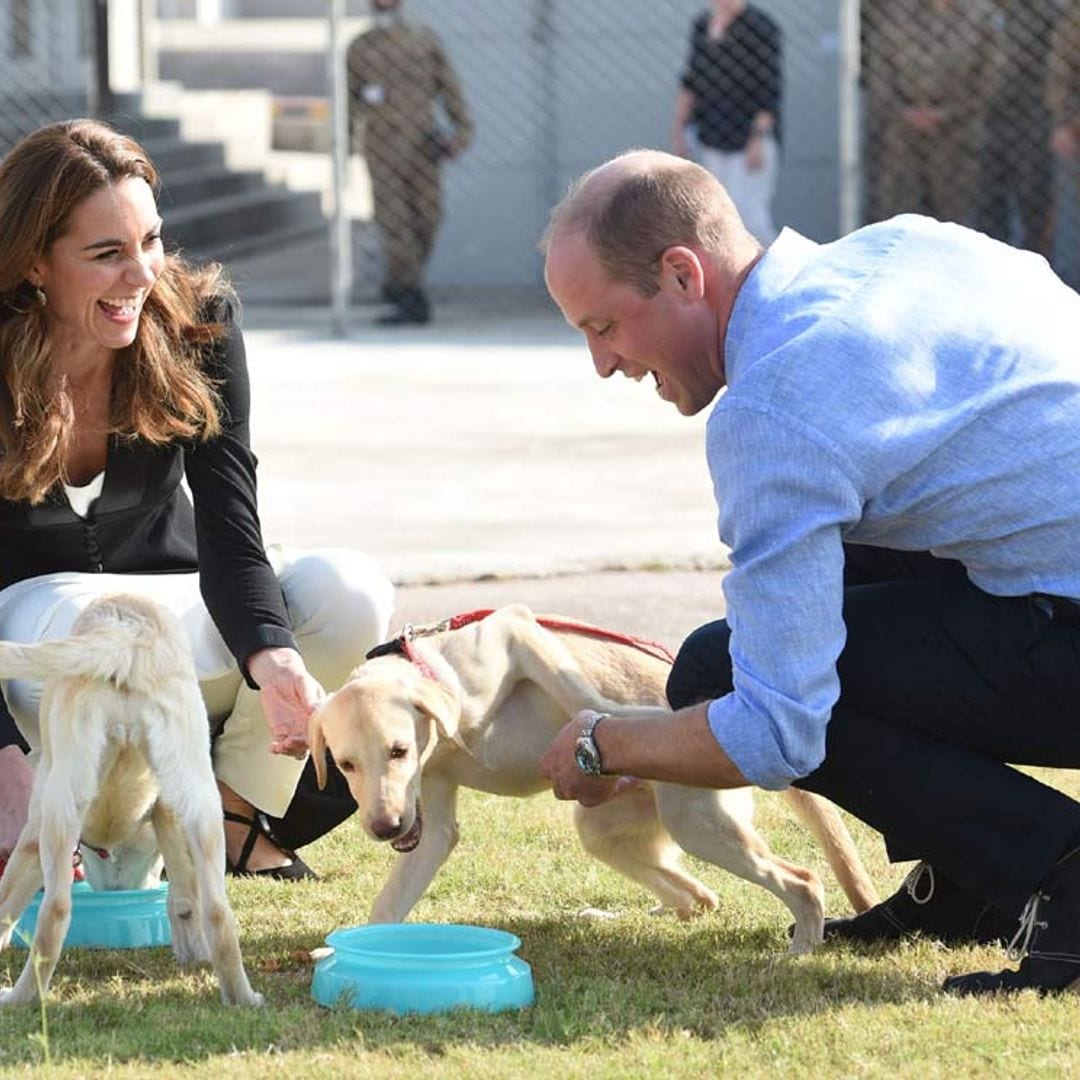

{"left": 865, "top": 0, "right": 998, "bottom": 225}
{"left": 347, "top": 18, "right": 472, "bottom": 317}
{"left": 1047, "top": 3, "right": 1080, "bottom": 142}
{"left": 1047, "top": 3, "right": 1080, "bottom": 287}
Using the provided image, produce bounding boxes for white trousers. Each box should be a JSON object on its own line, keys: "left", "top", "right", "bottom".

{"left": 0, "top": 546, "right": 395, "bottom": 817}
{"left": 700, "top": 137, "right": 779, "bottom": 246}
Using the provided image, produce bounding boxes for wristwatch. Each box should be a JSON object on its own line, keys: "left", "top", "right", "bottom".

{"left": 574, "top": 712, "right": 610, "bottom": 778}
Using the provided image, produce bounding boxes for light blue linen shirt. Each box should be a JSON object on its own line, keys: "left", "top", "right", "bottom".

{"left": 706, "top": 214, "right": 1080, "bottom": 790}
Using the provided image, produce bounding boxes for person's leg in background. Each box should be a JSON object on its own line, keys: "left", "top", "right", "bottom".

{"left": 928, "top": 122, "right": 981, "bottom": 227}
{"left": 1052, "top": 152, "right": 1080, "bottom": 290}
{"left": 368, "top": 139, "right": 417, "bottom": 310}
{"left": 872, "top": 120, "right": 928, "bottom": 219}
{"left": 721, "top": 137, "right": 779, "bottom": 246}
{"left": 0, "top": 709, "right": 31, "bottom": 879}
{"left": 700, "top": 143, "right": 778, "bottom": 245}
{"left": 666, "top": 547, "right": 1080, "bottom": 993}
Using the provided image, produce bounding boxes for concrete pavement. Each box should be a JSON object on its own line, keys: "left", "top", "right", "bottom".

{"left": 242, "top": 299, "right": 728, "bottom": 588}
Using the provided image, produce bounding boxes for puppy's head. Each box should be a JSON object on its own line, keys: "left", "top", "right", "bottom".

{"left": 308, "top": 657, "right": 460, "bottom": 852}
{"left": 80, "top": 820, "right": 164, "bottom": 891}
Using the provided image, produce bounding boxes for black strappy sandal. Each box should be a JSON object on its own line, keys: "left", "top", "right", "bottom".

{"left": 224, "top": 810, "right": 318, "bottom": 881}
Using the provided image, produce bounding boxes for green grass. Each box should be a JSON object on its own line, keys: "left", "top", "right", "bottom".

{"left": 2, "top": 770, "right": 1078, "bottom": 1078}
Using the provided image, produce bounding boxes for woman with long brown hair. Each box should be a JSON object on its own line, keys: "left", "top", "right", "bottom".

{"left": 0, "top": 119, "right": 394, "bottom": 879}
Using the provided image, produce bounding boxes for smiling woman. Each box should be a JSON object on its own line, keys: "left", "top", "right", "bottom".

{"left": 0, "top": 120, "right": 394, "bottom": 883}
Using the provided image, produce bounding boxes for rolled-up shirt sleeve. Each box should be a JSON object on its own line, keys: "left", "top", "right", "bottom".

{"left": 183, "top": 317, "right": 298, "bottom": 685}
{"left": 704, "top": 404, "right": 863, "bottom": 789}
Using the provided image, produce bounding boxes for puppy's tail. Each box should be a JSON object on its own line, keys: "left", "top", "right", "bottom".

{"left": 0, "top": 626, "right": 144, "bottom": 687}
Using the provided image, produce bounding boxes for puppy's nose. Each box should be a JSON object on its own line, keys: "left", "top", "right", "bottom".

{"left": 370, "top": 816, "right": 403, "bottom": 841}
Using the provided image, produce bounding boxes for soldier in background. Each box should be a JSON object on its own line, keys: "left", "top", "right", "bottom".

{"left": 1047, "top": 2, "right": 1080, "bottom": 287}
{"left": 864, "top": 0, "right": 998, "bottom": 226}
{"left": 347, "top": 0, "right": 473, "bottom": 325}
{"left": 976, "top": 0, "right": 1061, "bottom": 256}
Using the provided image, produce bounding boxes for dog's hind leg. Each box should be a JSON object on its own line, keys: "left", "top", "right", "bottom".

{"left": 0, "top": 810, "right": 45, "bottom": 953}
{"left": 182, "top": 808, "right": 263, "bottom": 1006}
{"left": 574, "top": 784, "right": 719, "bottom": 919}
{"left": 152, "top": 802, "right": 210, "bottom": 965}
{"left": 0, "top": 792, "right": 81, "bottom": 1005}
{"left": 147, "top": 695, "right": 263, "bottom": 1007}
{"left": 654, "top": 784, "right": 825, "bottom": 954}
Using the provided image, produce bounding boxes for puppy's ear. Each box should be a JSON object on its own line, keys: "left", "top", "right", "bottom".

{"left": 413, "top": 680, "right": 466, "bottom": 752}
{"left": 308, "top": 698, "right": 330, "bottom": 790}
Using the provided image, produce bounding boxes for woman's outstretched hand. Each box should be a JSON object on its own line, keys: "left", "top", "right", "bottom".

{"left": 248, "top": 647, "right": 326, "bottom": 758}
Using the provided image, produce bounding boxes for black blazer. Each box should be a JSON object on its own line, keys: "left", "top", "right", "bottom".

{"left": 0, "top": 311, "right": 297, "bottom": 684}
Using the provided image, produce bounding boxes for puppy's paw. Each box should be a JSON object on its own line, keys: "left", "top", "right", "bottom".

{"left": 0, "top": 985, "right": 32, "bottom": 1008}
{"left": 223, "top": 987, "right": 265, "bottom": 1008}
{"left": 171, "top": 926, "right": 211, "bottom": 966}
{"left": 576, "top": 906, "right": 618, "bottom": 921}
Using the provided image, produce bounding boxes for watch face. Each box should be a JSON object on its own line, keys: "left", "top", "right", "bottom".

{"left": 575, "top": 736, "right": 602, "bottom": 777}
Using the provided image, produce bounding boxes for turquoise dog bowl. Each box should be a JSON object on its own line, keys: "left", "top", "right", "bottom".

{"left": 311, "top": 923, "right": 534, "bottom": 1014}
{"left": 13, "top": 881, "right": 171, "bottom": 950}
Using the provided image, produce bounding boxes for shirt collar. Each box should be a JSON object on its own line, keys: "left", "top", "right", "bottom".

{"left": 724, "top": 227, "right": 818, "bottom": 386}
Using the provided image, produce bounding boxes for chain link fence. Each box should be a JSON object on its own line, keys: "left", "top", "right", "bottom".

{"left": 0, "top": 0, "right": 99, "bottom": 157}
{"left": 861, "top": 0, "right": 1078, "bottom": 286}
{"left": 327, "top": 0, "right": 860, "bottom": 320}
{"left": 2, "top": 2, "right": 1078, "bottom": 317}
{"left": 333, "top": 0, "right": 1079, "bottom": 320}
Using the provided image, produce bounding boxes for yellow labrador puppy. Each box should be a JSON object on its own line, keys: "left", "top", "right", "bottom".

{"left": 310, "top": 604, "right": 878, "bottom": 954}
{"left": 0, "top": 594, "right": 262, "bottom": 1007}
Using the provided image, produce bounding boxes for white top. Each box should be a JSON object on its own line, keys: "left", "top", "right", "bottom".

{"left": 63, "top": 472, "right": 105, "bottom": 518}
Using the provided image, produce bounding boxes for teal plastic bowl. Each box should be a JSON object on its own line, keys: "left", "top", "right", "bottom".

{"left": 311, "top": 923, "right": 534, "bottom": 1014}
{"left": 13, "top": 881, "right": 171, "bottom": 950}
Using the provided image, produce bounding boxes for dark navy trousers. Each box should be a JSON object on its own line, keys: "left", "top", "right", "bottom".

{"left": 666, "top": 547, "right": 1080, "bottom": 911}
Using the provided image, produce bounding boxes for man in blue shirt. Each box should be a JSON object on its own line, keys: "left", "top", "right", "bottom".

{"left": 538, "top": 148, "right": 1080, "bottom": 997}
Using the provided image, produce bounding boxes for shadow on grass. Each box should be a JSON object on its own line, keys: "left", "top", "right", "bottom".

{"left": 0, "top": 913, "right": 939, "bottom": 1068}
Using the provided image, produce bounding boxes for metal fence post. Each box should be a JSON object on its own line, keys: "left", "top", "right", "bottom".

{"left": 328, "top": 0, "right": 351, "bottom": 337}
{"left": 838, "top": 0, "right": 861, "bottom": 236}
{"left": 92, "top": 0, "right": 115, "bottom": 118}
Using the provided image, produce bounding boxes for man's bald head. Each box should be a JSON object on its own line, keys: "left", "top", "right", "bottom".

{"left": 541, "top": 149, "right": 750, "bottom": 297}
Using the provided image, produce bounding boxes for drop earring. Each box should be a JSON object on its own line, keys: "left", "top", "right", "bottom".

{"left": 5, "top": 282, "right": 46, "bottom": 315}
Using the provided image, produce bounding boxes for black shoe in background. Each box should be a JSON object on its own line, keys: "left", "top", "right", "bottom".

{"left": 376, "top": 287, "right": 431, "bottom": 326}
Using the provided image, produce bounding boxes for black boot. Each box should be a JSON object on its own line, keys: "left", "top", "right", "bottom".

{"left": 944, "top": 845, "right": 1080, "bottom": 997}
{"left": 823, "top": 862, "right": 1017, "bottom": 947}
{"left": 376, "top": 287, "right": 430, "bottom": 326}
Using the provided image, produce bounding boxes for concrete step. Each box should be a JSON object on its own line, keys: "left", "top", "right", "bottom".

{"left": 165, "top": 187, "right": 325, "bottom": 259}
{"left": 158, "top": 165, "right": 267, "bottom": 209}
{"left": 140, "top": 135, "right": 227, "bottom": 173}
{"left": 224, "top": 220, "right": 385, "bottom": 305}
{"left": 107, "top": 113, "right": 183, "bottom": 143}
